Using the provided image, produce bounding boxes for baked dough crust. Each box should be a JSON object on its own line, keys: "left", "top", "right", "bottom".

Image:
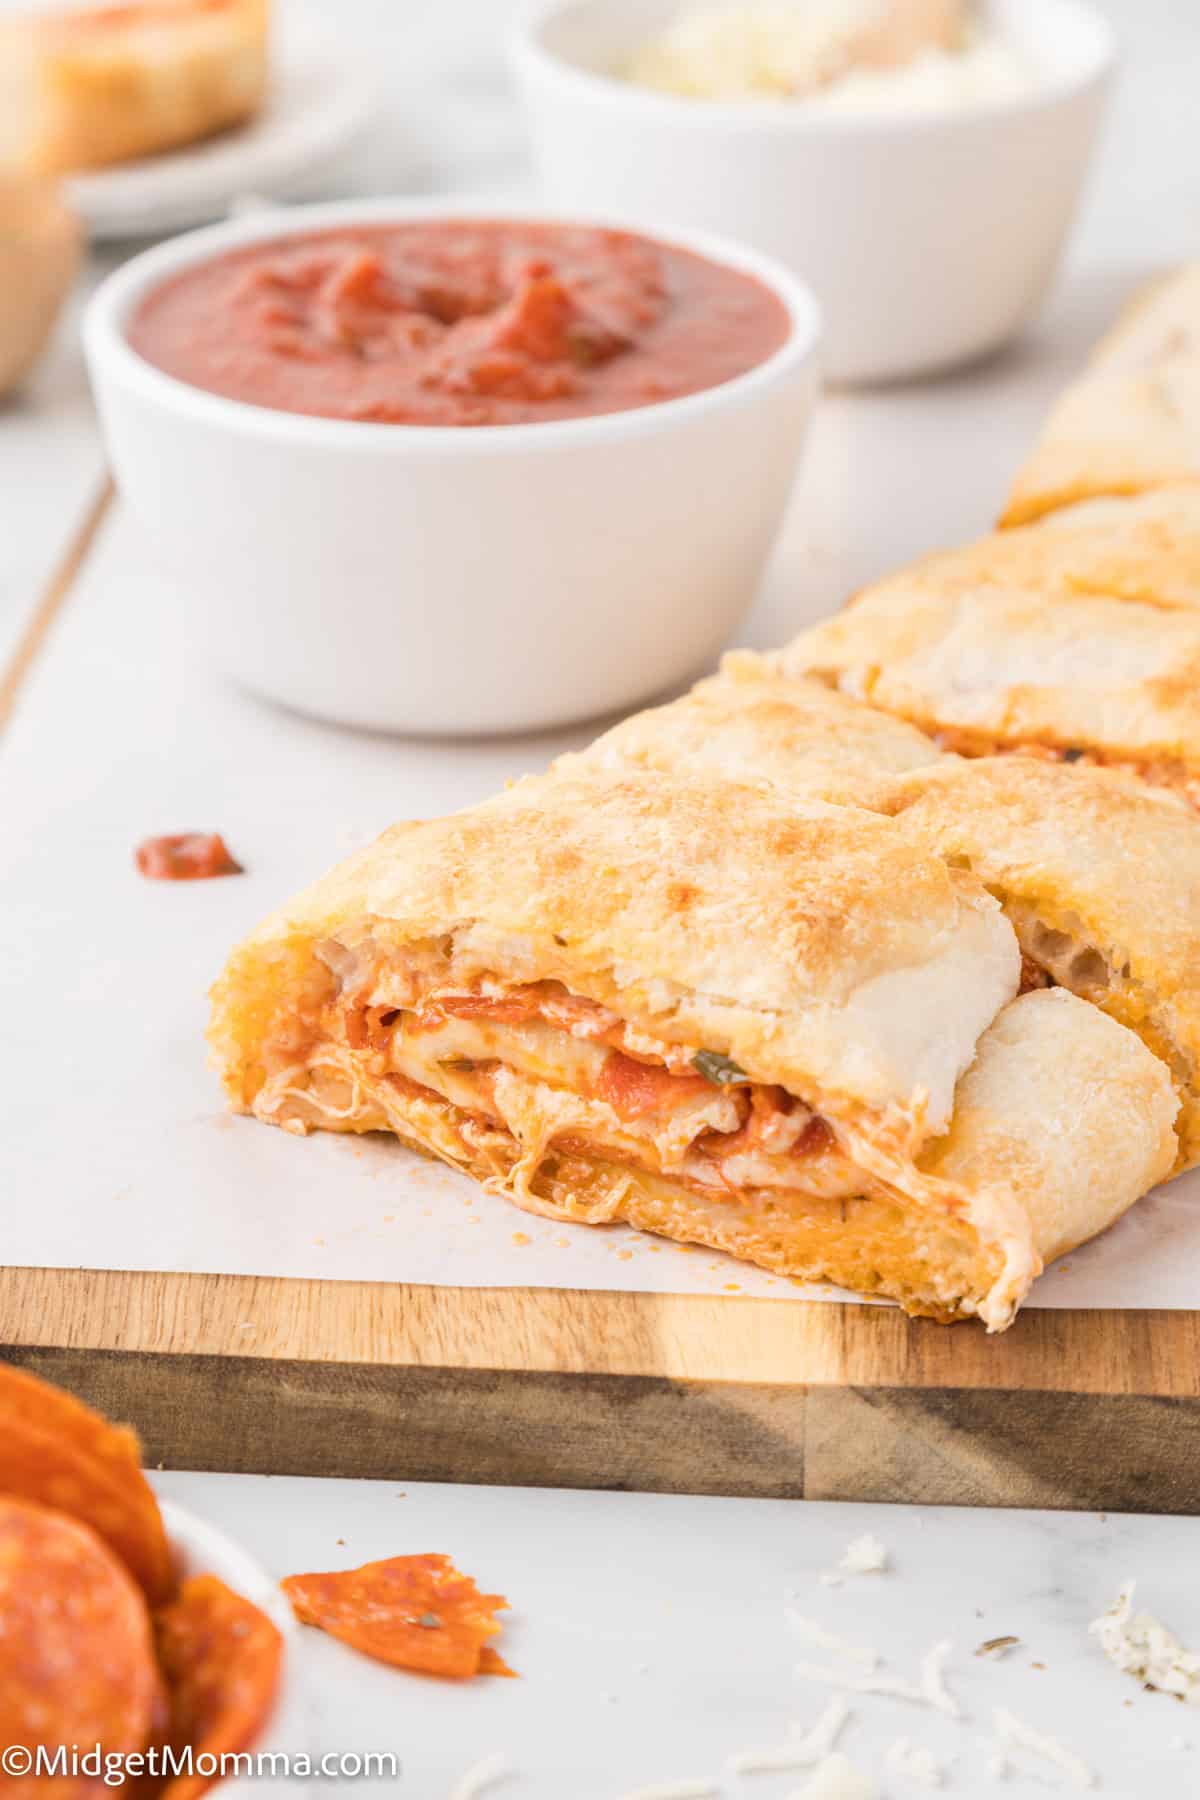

{"left": 769, "top": 507, "right": 1200, "bottom": 803}
{"left": 888, "top": 488, "right": 1200, "bottom": 611}
{"left": 877, "top": 755, "right": 1200, "bottom": 1169}
{"left": 1002, "top": 266, "right": 1200, "bottom": 526}
{"left": 558, "top": 664, "right": 945, "bottom": 806}
{"left": 920, "top": 989, "right": 1176, "bottom": 1278}
{"left": 0, "top": 0, "right": 269, "bottom": 176}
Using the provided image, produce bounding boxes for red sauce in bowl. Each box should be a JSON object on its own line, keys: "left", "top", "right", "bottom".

{"left": 126, "top": 220, "right": 792, "bottom": 427}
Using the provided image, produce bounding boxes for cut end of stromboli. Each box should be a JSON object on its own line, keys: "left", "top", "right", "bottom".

{"left": 209, "top": 769, "right": 1176, "bottom": 1331}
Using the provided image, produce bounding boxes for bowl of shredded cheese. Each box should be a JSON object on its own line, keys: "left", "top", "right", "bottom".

{"left": 512, "top": 0, "right": 1115, "bottom": 382}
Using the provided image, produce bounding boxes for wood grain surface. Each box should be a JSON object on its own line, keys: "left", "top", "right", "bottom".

{"left": 0, "top": 475, "right": 112, "bottom": 729}
{"left": 2, "top": 1265, "right": 1198, "bottom": 1393}
{"left": 3, "top": 1270, "right": 1200, "bottom": 1513}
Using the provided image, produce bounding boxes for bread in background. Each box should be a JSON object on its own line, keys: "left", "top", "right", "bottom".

{"left": 0, "top": 174, "right": 81, "bottom": 397}
{"left": 0, "top": 0, "right": 270, "bottom": 176}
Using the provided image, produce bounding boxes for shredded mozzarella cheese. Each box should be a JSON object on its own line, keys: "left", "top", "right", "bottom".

{"left": 449, "top": 1750, "right": 514, "bottom": 1800}
{"left": 727, "top": 1694, "right": 852, "bottom": 1775}
{"left": 795, "top": 1638, "right": 959, "bottom": 1718}
{"left": 990, "top": 1707, "right": 1095, "bottom": 1790}
{"left": 1090, "top": 1581, "right": 1200, "bottom": 1703}
{"left": 788, "top": 1614, "right": 880, "bottom": 1670}
{"left": 795, "top": 1752, "right": 879, "bottom": 1798}
{"left": 885, "top": 1737, "right": 945, "bottom": 1787}
{"left": 617, "top": 1784, "right": 719, "bottom": 1799}
{"left": 626, "top": 3, "right": 1037, "bottom": 112}
{"left": 821, "top": 1533, "right": 890, "bottom": 1584}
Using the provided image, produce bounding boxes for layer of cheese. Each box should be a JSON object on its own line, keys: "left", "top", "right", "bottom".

{"left": 384, "top": 1009, "right": 863, "bottom": 1199}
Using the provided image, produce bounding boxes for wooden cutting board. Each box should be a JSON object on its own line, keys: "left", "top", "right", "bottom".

{"left": 4, "top": 1271, "right": 1199, "bottom": 1513}
{"left": 7, "top": 406, "right": 1199, "bottom": 1517}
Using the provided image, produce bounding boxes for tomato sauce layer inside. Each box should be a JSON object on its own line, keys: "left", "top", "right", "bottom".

{"left": 127, "top": 220, "right": 792, "bottom": 427}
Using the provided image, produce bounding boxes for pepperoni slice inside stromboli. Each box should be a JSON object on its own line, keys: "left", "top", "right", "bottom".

{"left": 595, "top": 1051, "right": 716, "bottom": 1119}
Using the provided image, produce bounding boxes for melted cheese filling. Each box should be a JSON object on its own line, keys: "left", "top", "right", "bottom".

{"left": 381, "top": 1007, "right": 861, "bottom": 1199}
{"left": 260, "top": 952, "right": 868, "bottom": 1205}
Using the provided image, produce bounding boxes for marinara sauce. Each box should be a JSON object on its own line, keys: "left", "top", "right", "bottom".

{"left": 128, "top": 220, "right": 792, "bottom": 427}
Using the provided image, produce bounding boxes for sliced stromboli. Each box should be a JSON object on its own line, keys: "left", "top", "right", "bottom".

{"left": 209, "top": 769, "right": 1178, "bottom": 1328}
{"left": 767, "top": 518, "right": 1200, "bottom": 808}
{"left": 556, "top": 664, "right": 945, "bottom": 805}
{"left": 918, "top": 989, "right": 1176, "bottom": 1283}
{"left": 1029, "top": 488, "right": 1200, "bottom": 608}
{"left": 1002, "top": 265, "right": 1200, "bottom": 526}
{"left": 872, "top": 487, "right": 1200, "bottom": 611}
{"left": 876, "top": 756, "right": 1200, "bottom": 1169}
{"left": 1090, "top": 265, "right": 1200, "bottom": 369}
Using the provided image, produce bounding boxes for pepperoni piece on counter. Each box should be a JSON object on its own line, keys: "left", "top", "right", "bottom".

{"left": 0, "top": 1364, "right": 174, "bottom": 1603}
{"left": 0, "top": 1495, "right": 167, "bottom": 1796}
{"left": 155, "top": 1574, "right": 284, "bottom": 1800}
{"left": 282, "top": 1552, "right": 512, "bottom": 1679}
{"left": 135, "top": 834, "right": 243, "bottom": 880}
{"left": 478, "top": 1646, "right": 519, "bottom": 1678}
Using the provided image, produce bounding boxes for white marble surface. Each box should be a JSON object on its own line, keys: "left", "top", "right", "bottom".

{"left": 155, "top": 1467, "right": 1200, "bottom": 1798}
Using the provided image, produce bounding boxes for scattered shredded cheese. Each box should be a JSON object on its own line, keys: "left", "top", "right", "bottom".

{"left": 727, "top": 1695, "right": 852, "bottom": 1775}
{"left": 918, "top": 1641, "right": 960, "bottom": 1719}
{"left": 1090, "top": 1581, "right": 1200, "bottom": 1703}
{"left": 793, "top": 1752, "right": 878, "bottom": 1798}
{"left": 617, "top": 1784, "right": 718, "bottom": 1799}
{"left": 795, "top": 1639, "right": 960, "bottom": 1718}
{"left": 788, "top": 1614, "right": 880, "bottom": 1670}
{"left": 885, "top": 1737, "right": 945, "bottom": 1788}
{"left": 449, "top": 1750, "right": 514, "bottom": 1800}
{"left": 990, "top": 1707, "right": 1095, "bottom": 1790}
{"left": 821, "top": 1534, "right": 890, "bottom": 1586}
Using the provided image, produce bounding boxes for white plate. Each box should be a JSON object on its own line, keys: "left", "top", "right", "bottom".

{"left": 66, "top": 19, "right": 378, "bottom": 240}
{"left": 161, "top": 1498, "right": 310, "bottom": 1790}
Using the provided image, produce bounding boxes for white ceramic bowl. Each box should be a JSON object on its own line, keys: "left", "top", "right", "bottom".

{"left": 84, "top": 199, "right": 819, "bottom": 736}
{"left": 512, "top": 0, "right": 1115, "bottom": 384}
{"left": 162, "top": 1499, "right": 307, "bottom": 1793}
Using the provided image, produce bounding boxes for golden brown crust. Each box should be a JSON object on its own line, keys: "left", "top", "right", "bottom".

{"left": 920, "top": 989, "right": 1177, "bottom": 1274}
{"left": 876, "top": 756, "right": 1200, "bottom": 1168}
{"left": 0, "top": 0, "right": 270, "bottom": 175}
{"left": 1089, "top": 263, "right": 1200, "bottom": 373}
{"left": 886, "top": 488, "right": 1200, "bottom": 612}
{"left": 771, "top": 512, "right": 1200, "bottom": 792}
{"left": 1002, "top": 267, "right": 1200, "bottom": 527}
{"left": 557, "top": 664, "right": 945, "bottom": 806}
